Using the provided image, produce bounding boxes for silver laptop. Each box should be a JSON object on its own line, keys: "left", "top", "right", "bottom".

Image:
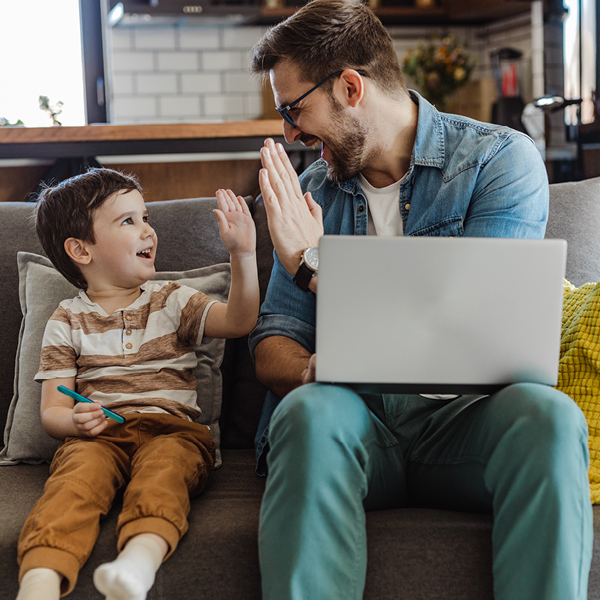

{"left": 315, "top": 236, "right": 567, "bottom": 394}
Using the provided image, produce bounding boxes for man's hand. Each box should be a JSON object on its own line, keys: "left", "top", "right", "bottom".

{"left": 214, "top": 189, "right": 256, "bottom": 256}
{"left": 301, "top": 354, "right": 317, "bottom": 385}
{"left": 72, "top": 401, "right": 108, "bottom": 437}
{"left": 259, "top": 138, "right": 323, "bottom": 277}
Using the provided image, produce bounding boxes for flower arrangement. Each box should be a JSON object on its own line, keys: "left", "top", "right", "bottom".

{"left": 402, "top": 34, "right": 476, "bottom": 111}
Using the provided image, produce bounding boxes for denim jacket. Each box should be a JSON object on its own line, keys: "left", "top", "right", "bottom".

{"left": 248, "top": 91, "right": 549, "bottom": 475}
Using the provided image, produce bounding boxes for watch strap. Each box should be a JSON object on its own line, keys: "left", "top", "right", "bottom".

{"left": 293, "top": 261, "right": 315, "bottom": 292}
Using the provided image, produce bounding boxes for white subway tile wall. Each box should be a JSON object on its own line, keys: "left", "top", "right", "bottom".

{"left": 109, "top": 25, "right": 268, "bottom": 123}
{"left": 107, "top": 12, "right": 539, "bottom": 125}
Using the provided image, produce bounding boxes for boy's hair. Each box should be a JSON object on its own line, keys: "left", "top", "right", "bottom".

{"left": 250, "top": 0, "right": 407, "bottom": 97}
{"left": 35, "top": 168, "right": 143, "bottom": 289}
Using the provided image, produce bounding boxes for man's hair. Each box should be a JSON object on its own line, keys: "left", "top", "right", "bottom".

{"left": 250, "top": 0, "right": 406, "bottom": 96}
{"left": 35, "top": 168, "right": 143, "bottom": 289}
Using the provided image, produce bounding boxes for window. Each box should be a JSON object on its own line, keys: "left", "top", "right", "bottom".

{"left": 563, "top": 0, "right": 597, "bottom": 124}
{"left": 0, "top": 0, "right": 86, "bottom": 127}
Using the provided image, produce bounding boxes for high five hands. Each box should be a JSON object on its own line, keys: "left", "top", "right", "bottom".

{"left": 259, "top": 138, "right": 324, "bottom": 280}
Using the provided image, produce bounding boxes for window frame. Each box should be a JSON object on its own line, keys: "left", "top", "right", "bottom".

{"left": 80, "top": 0, "right": 108, "bottom": 124}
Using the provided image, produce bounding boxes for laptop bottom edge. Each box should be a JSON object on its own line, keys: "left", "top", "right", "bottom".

{"left": 315, "top": 381, "right": 553, "bottom": 395}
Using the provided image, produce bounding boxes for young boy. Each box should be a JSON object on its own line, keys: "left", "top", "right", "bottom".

{"left": 16, "top": 168, "right": 259, "bottom": 600}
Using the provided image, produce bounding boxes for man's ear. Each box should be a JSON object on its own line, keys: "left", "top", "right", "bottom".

{"left": 64, "top": 238, "right": 92, "bottom": 265}
{"left": 337, "top": 69, "right": 365, "bottom": 109}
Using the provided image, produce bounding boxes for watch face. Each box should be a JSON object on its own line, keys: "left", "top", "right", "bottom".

{"left": 305, "top": 247, "right": 319, "bottom": 271}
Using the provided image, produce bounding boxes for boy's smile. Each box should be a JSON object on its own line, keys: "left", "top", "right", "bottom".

{"left": 82, "top": 189, "right": 158, "bottom": 302}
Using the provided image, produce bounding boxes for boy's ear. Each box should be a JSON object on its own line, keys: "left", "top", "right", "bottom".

{"left": 64, "top": 238, "right": 92, "bottom": 265}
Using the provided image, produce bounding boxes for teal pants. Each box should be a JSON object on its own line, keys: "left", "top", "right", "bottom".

{"left": 259, "top": 382, "right": 593, "bottom": 600}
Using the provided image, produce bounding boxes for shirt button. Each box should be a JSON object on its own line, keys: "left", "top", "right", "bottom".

{"left": 405, "top": 203, "right": 411, "bottom": 210}
{"left": 126, "top": 343, "right": 133, "bottom": 350}
{"left": 358, "top": 205, "right": 365, "bottom": 213}
{"left": 126, "top": 329, "right": 132, "bottom": 336}
{"left": 125, "top": 315, "right": 132, "bottom": 321}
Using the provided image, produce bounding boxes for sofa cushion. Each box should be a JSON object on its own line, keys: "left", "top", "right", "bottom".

{"left": 0, "top": 197, "right": 270, "bottom": 452}
{"left": 0, "top": 449, "right": 265, "bottom": 600}
{"left": 0, "top": 203, "right": 44, "bottom": 436}
{"left": 0, "top": 252, "right": 230, "bottom": 467}
{"left": 546, "top": 177, "right": 600, "bottom": 287}
{"left": 2, "top": 450, "right": 600, "bottom": 600}
{"left": 220, "top": 195, "right": 272, "bottom": 449}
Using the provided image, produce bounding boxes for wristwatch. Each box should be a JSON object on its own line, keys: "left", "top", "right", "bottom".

{"left": 293, "top": 247, "right": 319, "bottom": 292}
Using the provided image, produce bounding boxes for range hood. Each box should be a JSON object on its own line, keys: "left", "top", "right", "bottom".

{"left": 107, "top": 0, "right": 261, "bottom": 27}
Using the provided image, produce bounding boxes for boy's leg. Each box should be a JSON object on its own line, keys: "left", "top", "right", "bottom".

{"left": 18, "top": 432, "right": 128, "bottom": 596}
{"left": 406, "top": 383, "right": 593, "bottom": 600}
{"left": 94, "top": 414, "right": 214, "bottom": 600}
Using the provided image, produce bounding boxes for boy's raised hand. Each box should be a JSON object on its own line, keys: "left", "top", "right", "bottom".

{"left": 214, "top": 189, "right": 256, "bottom": 256}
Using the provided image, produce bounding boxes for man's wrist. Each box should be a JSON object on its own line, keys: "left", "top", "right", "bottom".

{"left": 293, "top": 247, "right": 319, "bottom": 292}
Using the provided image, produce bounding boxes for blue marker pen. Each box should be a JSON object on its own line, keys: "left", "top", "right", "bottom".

{"left": 57, "top": 385, "right": 125, "bottom": 424}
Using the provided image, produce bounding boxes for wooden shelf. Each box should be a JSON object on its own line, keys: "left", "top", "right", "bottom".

{"left": 260, "top": 6, "right": 296, "bottom": 19}
{"left": 0, "top": 121, "right": 283, "bottom": 145}
{"left": 259, "top": 1, "right": 448, "bottom": 23}
{"left": 258, "top": 0, "right": 532, "bottom": 24}
{"left": 374, "top": 4, "right": 448, "bottom": 22}
{"left": 0, "top": 121, "right": 287, "bottom": 160}
{"left": 448, "top": 0, "right": 534, "bottom": 22}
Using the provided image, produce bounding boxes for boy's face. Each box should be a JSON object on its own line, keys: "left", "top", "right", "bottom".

{"left": 86, "top": 189, "right": 157, "bottom": 290}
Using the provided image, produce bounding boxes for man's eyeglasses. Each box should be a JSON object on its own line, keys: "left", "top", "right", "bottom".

{"left": 276, "top": 70, "right": 367, "bottom": 128}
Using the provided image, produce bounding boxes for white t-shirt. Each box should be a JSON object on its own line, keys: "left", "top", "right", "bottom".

{"left": 358, "top": 173, "right": 403, "bottom": 237}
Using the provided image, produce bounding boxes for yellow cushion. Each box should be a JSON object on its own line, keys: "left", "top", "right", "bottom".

{"left": 556, "top": 279, "right": 600, "bottom": 503}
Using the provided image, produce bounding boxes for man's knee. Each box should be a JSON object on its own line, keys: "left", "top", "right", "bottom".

{"left": 270, "top": 383, "right": 369, "bottom": 449}
{"left": 273, "top": 382, "right": 364, "bottom": 425}
{"left": 499, "top": 383, "right": 588, "bottom": 457}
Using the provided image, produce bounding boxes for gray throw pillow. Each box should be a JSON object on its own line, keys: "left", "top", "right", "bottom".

{"left": 0, "top": 252, "right": 231, "bottom": 467}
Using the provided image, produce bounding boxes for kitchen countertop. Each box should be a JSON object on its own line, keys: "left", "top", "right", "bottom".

{"left": 0, "top": 120, "right": 291, "bottom": 159}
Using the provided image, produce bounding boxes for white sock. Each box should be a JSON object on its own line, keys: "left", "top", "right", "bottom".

{"left": 93, "top": 533, "right": 168, "bottom": 600}
{"left": 17, "top": 568, "right": 61, "bottom": 600}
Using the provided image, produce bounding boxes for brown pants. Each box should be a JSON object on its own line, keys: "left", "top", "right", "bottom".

{"left": 18, "top": 413, "right": 215, "bottom": 596}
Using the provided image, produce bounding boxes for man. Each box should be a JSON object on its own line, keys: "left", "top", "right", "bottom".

{"left": 247, "top": 1, "right": 593, "bottom": 599}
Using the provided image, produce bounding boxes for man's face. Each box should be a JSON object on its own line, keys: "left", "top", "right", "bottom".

{"left": 270, "top": 60, "right": 368, "bottom": 183}
{"left": 325, "top": 98, "right": 368, "bottom": 183}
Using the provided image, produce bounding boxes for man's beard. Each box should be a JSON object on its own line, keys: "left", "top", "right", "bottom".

{"left": 323, "top": 101, "right": 369, "bottom": 184}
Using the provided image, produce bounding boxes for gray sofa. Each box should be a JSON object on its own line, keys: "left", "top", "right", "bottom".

{"left": 1, "top": 176, "right": 600, "bottom": 600}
